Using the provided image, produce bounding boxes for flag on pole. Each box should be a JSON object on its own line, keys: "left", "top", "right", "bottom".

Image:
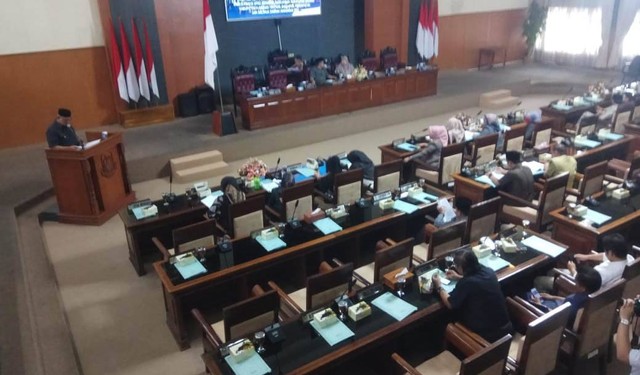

{"left": 203, "top": 0, "right": 219, "bottom": 89}
{"left": 108, "top": 22, "right": 128, "bottom": 102}
{"left": 143, "top": 20, "right": 160, "bottom": 99}
{"left": 416, "top": 0, "right": 433, "bottom": 60}
{"left": 431, "top": 0, "right": 439, "bottom": 57}
{"left": 132, "top": 19, "right": 150, "bottom": 101}
{"left": 119, "top": 20, "right": 140, "bottom": 102}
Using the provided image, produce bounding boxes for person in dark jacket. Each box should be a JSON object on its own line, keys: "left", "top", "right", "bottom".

{"left": 347, "top": 150, "right": 374, "bottom": 180}
{"left": 209, "top": 176, "right": 246, "bottom": 225}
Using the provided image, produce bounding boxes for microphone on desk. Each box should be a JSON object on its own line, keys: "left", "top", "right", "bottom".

{"left": 274, "top": 157, "right": 281, "bottom": 177}
{"left": 79, "top": 139, "right": 85, "bottom": 151}
{"left": 476, "top": 110, "right": 483, "bottom": 116}
{"left": 288, "top": 199, "right": 302, "bottom": 230}
{"left": 290, "top": 199, "right": 300, "bottom": 221}
{"left": 564, "top": 86, "right": 575, "bottom": 98}
{"left": 169, "top": 174, "right": 173, "bottom": 195}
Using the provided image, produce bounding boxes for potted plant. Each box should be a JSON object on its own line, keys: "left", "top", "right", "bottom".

{"left": 522, "top": 1, "right": 548, "bottom": 61}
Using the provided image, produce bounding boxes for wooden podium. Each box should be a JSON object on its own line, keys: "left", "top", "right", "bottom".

{"left": 45, "top": 131, "right": 136, "bottom": 225}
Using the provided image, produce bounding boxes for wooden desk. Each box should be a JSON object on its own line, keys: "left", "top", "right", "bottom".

{"left": 452, "top": 173, "right": 496, "bottom": 204}
{"left": 378, "top": 144, "right": 418, "bottom": 163}
{"left": 154, "top": 195, "right": 445, "bottom": 350}
{"left": 241, "top": 69, "right": 438, "bottom": 130}
{"left": 550, "top": 193, "right": 640, "bottom": 254}
{"left": 202, "top": 229, "right": 565, "bottom": 374}
{"left": 572, "top": 135, "right": 632, "bottom": 173}
{"left": 540, "top": 104, "right": 596, "bottom": 135}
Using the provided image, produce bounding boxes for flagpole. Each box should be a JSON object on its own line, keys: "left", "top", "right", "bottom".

{"left": 216, "top": 68, "right": 224, "bottom": 112}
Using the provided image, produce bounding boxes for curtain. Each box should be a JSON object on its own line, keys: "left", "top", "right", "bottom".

{"left": 615, "top": 0, "right": 640, "bottom": 66}
{"left": 535, "top": 6, "right": 603, "bottom": 66}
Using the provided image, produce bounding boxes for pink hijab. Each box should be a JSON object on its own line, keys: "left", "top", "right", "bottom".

{"left": 428, "top": 125, "right": 449, "bottom": 146}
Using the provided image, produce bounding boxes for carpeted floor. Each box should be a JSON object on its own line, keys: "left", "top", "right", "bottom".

{"left": 1, "top": 63, "right": 627, "bottom": 375}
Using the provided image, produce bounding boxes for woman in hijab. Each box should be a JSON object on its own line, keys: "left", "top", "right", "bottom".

{"left": 209, "top": 176, "right": 246, "bottom": 224}
{"left": 446, "top": 117, "right": 466, "bottom": 144}
{"left": 524, "top": 110, "right": 541, "bottom": 142}
{"left": 403, "top": 126, "right": 445, "bottom": 170}
{"left": 428, "top": 125, "right": 449, "bottom": 147}
{"left": 478, "top": 113, "right": 501, "bottom": 137}
{"left": 347, "top": 150, "right": 375, "bottom": 180}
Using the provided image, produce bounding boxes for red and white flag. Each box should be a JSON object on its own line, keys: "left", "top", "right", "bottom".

{"left": 416, "top": 0, "right": 439, "bottom": 59}
{"left": 143, "top": 20, "right": 160, "bottom": 99}
{"left": 132, "top": 19, "right": 150, "bottom": 101}
{"left": 108, "top": 22, "right": 128, "bottom": 102}
{"left": 119, "top": 20, "right": 140, "bottom": 102}
{"left": 203, "top": 0, "right": 219, "bottom": 89}
{"left": 431, "top": 0, "right": 439, "bottom": 58}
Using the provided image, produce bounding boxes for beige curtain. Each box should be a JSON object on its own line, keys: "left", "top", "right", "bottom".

{"left": 607, "top": 0, "right": 640, "bottom": 68}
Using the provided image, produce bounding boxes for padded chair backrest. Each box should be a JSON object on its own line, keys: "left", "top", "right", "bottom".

{"left": 282, "top": 180, "right": 315, "bottom": 220}
{"left": 473, "top": 133, "right": 499, "bottom": 166}
{"left": 306, "top": 263, "right": 354, "bottom": 310}
{"left": 632, "top": 104, "right": 640, "bottom": 122}
{"left": 575, "top": 279, "right": 626, "bottom": 357}
{"left": 504, "top": 123, "right": 527, "bottom": 152}
{"left": 533, "top": 120, "right": 553, "bottom": 148}
{"left": 627, "top": 153, "right": 640, "bottom": 180}
{"left": 441, "top": 142, "right": 466, "bottom": 184}
{"left": 622, "top": 257, "right": 640, "bottom": 299}
{"left": 230, "top": 194, "right": 266, "bottom": 238}
{"left": 223, "top": 290, "right": 279, "bottom": 342}
{"left": 360, "top": 56, "right": 378, "bottom": 71}
{"left": 465, "top": 197, "right": 501, "bottom": 244}
{"left": 518, "top": 303, "right": 572, "bottom": 375}
{"left": 335, "top": 168, "right": 364, "bottom": 205}
{"left": 173, "top": 219, "right": 216, "bottom": 254}
{"left": 577, "top": 113, "right": 597, "bottom": 135}
{"left": 428, "top": 221, "right": 466, "bottom": 260}
{"left": 580, "top": 161, "right": 607, "bottom": 199}
{"left": 538, "top": 173, "right": 569, "bottom": 226}
{"left": 268, "top": 69, "right": 288, "bottom": 90}
{"left": 613, "top": 103, "right": 634, "bottom": 133}
{"left": 374, "top": 159, "right": 403, "bottom": 193}
{"left": 374, "top": 238, "right": 414, "bottom": 282}
{"left": 459, "top": 334, "right": 512, "bottom": 375}
{"left": 380, "top": 47, "right": 398, "bottom": 69}
{"left": 233, "top": 73, "right": 256, "bottom": 96}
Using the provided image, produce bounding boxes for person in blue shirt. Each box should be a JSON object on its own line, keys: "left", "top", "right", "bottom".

{"left": 529, "top": 265, "right": 601, "bottom": 328}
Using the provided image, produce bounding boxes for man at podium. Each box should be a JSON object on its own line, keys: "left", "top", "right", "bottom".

{"left": 46, "top": 108, "right": 81, "bottom": 149}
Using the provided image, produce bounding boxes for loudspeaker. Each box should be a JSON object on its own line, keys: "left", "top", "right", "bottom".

{"left": 177, "top": 92, "right": 198, "bottom": 117}
{"left": 221, "top": 112, "right": 237, "bottom": 135}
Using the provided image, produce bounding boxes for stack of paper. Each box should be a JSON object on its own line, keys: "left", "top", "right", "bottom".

{"left": 224, "top": 352, "right": 270, "bottom": 375}
{"left": 393, "top": 200, "right": 419, "bottom": 214}
{"left": 309, "top": 319, "right": 355, "bottom": 346}
{"left": 314, "top": 218, "right": 343, "bottom": 235}
{"left": 371, "top": 292, "right": 418, "bottom": 321}
{"left": 521, "top": 235, "right": 565, "bottom": 258}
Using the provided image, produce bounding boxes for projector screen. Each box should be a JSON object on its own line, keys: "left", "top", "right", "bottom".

{"left": 225, "top": 0, "right": 322, "bottom": 22}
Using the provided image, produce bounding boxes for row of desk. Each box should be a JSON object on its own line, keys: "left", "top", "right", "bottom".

{"left": 240, "top": 69, "right": 438, "bottom": 130}
{"left": 201, "top": 228, "right": 565, "bottom": 374}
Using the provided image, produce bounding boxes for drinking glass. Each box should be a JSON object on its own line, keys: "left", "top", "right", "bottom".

{"left": 396, "top": 276, "right": 406, "bottom": 298}
{"left": 254, "top": 331, "right": 266, "bottom": 354}
{"left": 522, "top": 220, "right": 530, "bottom": 234}
{"left": 444, "top": 255, "right": 454, "bottom": 270}
{"left": 337, "top": 300, "right": 348, "bottom": 321}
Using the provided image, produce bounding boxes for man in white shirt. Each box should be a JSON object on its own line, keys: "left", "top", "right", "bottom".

{"left": 572, "top": 233, "right": 633, "bottom": 288}
{"left": 616, "top": 296, "right": 640, "bottom": 375}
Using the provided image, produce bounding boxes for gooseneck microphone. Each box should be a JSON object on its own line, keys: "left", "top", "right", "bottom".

{"left": 290, "top": 199, "right": 300, "bottom": 221}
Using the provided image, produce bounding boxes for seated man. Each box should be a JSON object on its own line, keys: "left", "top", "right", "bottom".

{"left": 489, "top": 150, "right": 535, "bottom": 202}
{"left": 309, "top": 58, "right": 336, "bottom": 87}
{"left": 529, "top": 265, "right": 601, "bottom": 329}
{"left": 534, "top": 233, "right": 633, "bottom": 292}
{"left": 288, "top": 55, "right": 304, "bottom": 72}
{"left": 524, "top": 110, "right": 542, "bottom": 143}
{"left": 545, "top": 143, "right": 576, "bottom": 188}
{"left": 432, "top": 248, "right": 513, "bottom": 342}
{"left": 576, "top": 93, "right": 623, "bottom": 129}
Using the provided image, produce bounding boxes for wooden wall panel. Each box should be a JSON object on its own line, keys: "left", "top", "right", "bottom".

{"left": 0, "top": 47, "right": 117, "bottom": 149}
{"left": 436, "top": 9, "right": 527, "bottom": 69}
{"left": 153, "top": 0, "right": 203, "bottom": 111}
{"left": 365, "top": 0, "right": 410, "bottom": 63}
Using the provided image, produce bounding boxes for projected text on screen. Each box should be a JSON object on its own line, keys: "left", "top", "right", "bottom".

{"left": 225, "top": 0, "right": 322, "bottom": 22}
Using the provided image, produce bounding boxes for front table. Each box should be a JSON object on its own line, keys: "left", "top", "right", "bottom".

{"left": 241, "top": 69, "right": 438, "bottom": 130}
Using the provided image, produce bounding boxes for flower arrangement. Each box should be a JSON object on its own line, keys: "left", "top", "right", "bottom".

{"left": 587, "top": 82, "right": 608, "bottom": 97}
{"left": 353, "top": 65, "right": 369, "bottom": 82}
{"left": 238, "top": 157, "right": 268, "bottom": 180}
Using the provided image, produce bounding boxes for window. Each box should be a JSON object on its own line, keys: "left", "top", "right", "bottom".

{"left": 537, "top": 7, "right": 602, "bottom": 56}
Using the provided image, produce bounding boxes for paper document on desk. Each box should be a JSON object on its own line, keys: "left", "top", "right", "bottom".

{"left": 296, "top": 167, "right": 316, "bottom": 177}
{"left": 521, "top": 235, "right": 565, "bottom": 258}
{"left": 310, "top": 319, "right": 355, "bottom": 346}
{"left": 174, "top": 258, "right": 207, "bottom": 279}
{"left": 372, "top": 292, "right": 418, "bottom": 321}
{"left": 393, "top": 200, "right": 419, "bottom": 214}
{"left": 478, "top": 255, "right": 511, "bottom": 272}
{"left": 83, "top": 139, "right": 101, "bottom": 150}
{"left": 602, "top": 132, "right": 624, "bottom": 141}
{"left": 411, "top": 192, "right": 438, "bottom": 203}
{"left": 259, "top": 179, "right": 279, "bottom": 193}
{"left": 574, "top": 138, "right": 601, "bottom": 149}
{"left": 396, "top": 142, "right": 419, "bottom": 152}
{"left": 224, "top": 352, "right": 270, "bottom": 375}
{"left": 523, "top": 161, "right": 545, "bottom": 175}
{"left": 584, "top": 209, "right": 611, "bottom": 225}
{"left": 255, "top": 235, "right": 286, "bottom": 252}
{"left": 314, "top": 217, "right": 343, "bottom": 235}
{"left": 475, "top": 175, "right": 496, "bottom": 187}
{"left": 201, "top": 190, "right": 223, "bottom": 208}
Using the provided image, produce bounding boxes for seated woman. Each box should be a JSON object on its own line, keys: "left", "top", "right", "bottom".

{"left": 402, "top": 126, "right": 447, "bottom": 170}
{"left": 478, "top": 113, "right": 501, "bottom": 137}
{"left": 314, "top": 156, "right": 343, "bottom": 209}
{"left": 445, "top": 117, "right": 465, "bottom": 144}
{"left": 524, "top": 110, "right": 542, "bottom": 142}
{"left": 432, "top": 248, "right": 513, "bottom": 342}
{"left": 288, "top": 55, "right": 304, "bottom": 72}
{"left": 209, "top": 176, "right": 246, "bottom": 225}
{"left": 347, "top": 150, "right": 374, "bottom": 181}
{"left": 266, "top": 171, "right": 296, "bottom": 216}
{"left": 334, "top": 54, "right": 355, "bottom": 78}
